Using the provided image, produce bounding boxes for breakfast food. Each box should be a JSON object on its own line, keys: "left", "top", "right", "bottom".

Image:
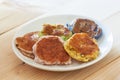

{"left": 15, "top": 31, "right": 39, "bottom": 59}
{"left": 64, "top": 33, "right": 99, "bottom": 62}
{"left": 71, "top": 18, "right": 102, "bottom": 39}
{"left": 33, "top": 36, "right": 71, "bottom": 64}
{"left": 40, "top": 24, "right": 72, "bottom": 40}
{"left": 15, "top": 18, "right": 101, "bottom": 65}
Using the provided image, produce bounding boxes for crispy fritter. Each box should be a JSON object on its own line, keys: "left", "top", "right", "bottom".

{"left": 64, "top": 33, "right": 99, "bottom": 62}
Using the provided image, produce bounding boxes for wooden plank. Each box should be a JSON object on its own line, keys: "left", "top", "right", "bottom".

{"left": 0, "top": 9, "right": 13, "bottom": 20}
{"left": 0, "top": 29, "right": 120, "bottom": 80}
{"left": 0, "top": 3, "right": 45, "bottom": 35}
{"left": 0, "top": 17, "right": 120, "bottom": 80}
{"left": 84, "top": 57, "right": 120, "bottom": 80}
{"left": 0, "top": 7, "right": 120, "bottom": 80}
{"left": 0, "top": 11, "right": 38, "bottom": 34}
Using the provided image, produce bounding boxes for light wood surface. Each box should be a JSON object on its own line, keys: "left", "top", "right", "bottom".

{"left": 0, "top": 3, "right": 44, "bottom": 34}
{"left": 0, "top": 3, "right": 120, "bottom": 80}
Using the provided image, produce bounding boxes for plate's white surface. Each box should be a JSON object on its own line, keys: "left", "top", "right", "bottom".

{"left": 12, "top": 14, "right": 113, "bottom": 71}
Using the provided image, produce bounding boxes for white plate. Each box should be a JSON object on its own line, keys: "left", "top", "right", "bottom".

{"left": 12, "top": 14, "right": 113, "bottom": 71}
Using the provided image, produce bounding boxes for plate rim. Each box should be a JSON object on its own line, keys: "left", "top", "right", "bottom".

{"left": 12, "top": 13, "right": 113, "bottom": 71}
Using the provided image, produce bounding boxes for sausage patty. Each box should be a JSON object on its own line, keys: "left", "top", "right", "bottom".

{"left": 72, "top": 18, "right": 102, "bottom": 39}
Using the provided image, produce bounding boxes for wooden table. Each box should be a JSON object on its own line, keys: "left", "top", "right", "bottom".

{"left": 0, "top": 3, "right": 120, "bottom": 80}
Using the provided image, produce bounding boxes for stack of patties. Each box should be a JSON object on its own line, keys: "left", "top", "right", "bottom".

{"left": 15, "top": 31, "right": 39, "bottom": 59}
{"left": 64, "top": 33, "right": 99, "bottom": 62}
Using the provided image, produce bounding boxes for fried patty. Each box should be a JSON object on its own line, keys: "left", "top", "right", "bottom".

{"left": 72, "top": 18, "right": 102, "bottom": 39}
{"left": 15, "top": 31, "right": 39, "bottom": 59}
{"left": 64, "top": 33, "right": 99, "bottom": 62}
{"left": 41, "top": 24, "right": 72, "bottom": 40}
{"left": 33, "top": 36, "right": 71, "bottom": 64}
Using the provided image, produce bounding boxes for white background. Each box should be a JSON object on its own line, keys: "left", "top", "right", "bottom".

{"left": 3, "top": 0, "right": 120, "bottom": 20}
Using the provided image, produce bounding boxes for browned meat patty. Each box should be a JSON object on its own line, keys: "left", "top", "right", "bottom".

{"left": 41, "top": 24, "right": 72, "bottom": 39}
{"left": 72, "top": 18, "right": 102, "bottom": 38}
{"left": 15, "top": 31, "right": 39, "bottom": 59}
{"left": 33, "top": 36, "right": 71, "bottom": 65}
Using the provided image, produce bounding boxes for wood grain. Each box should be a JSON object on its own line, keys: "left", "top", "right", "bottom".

{"left": 85, "top": 57, "right": 120, "bottom": 80}
{"left": 0, "top": 4, "right": 44, "bottom": 35}
{"left": 0, "top": 3, "right": 120, "bottom": 80}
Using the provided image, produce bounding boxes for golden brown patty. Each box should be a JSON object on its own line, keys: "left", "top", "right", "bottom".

{"left": 15, "top": 31, "right": 39, "bottom": 59}
{"left": 64, "top": 33, "right": 99, "bottom": 62}
{"left": 41, "top": 24, "right": 72, "bottom": 39}
{"left": 33, "top": 36, "right": 71, "bottom": 64}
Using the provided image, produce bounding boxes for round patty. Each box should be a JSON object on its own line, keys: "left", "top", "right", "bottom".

{"left": 33, "top": 36, "right": 71, "bottom": 65}
{"left": 72, "top": 18, "right": 102, "bottom": 39}
{"left": 64, "top": 33, "right": 99, "bottom": 62}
